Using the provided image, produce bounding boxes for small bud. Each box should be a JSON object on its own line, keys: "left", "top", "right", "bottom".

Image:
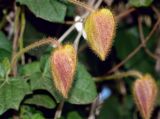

{"left": 84, "top": 8, "right": 116, "bottom": 61}
{"left": 50, "top": 44, "right": 77, "bottom": 98}
{"left": 133, "top": 74, "right": 157, "bottom": 119}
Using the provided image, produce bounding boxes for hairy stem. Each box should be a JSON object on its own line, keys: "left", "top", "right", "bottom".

{"left": 95, "top": 70, "right": 143, "bottom": 82}
{"left": 11, "top": 37, "right": 60, "bottom": 72}
{"left": 68, "top": 0, "right": 94, "bottom": 12}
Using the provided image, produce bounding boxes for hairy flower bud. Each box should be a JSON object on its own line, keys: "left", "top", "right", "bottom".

{"left": 50, "top": 44, "right": 77, "bottom": 98}
{"left": 133, "top": 74, "right": 157, "bottom": 119}
{"left": 84, "top": 8, "right": 116, "bottom": 61}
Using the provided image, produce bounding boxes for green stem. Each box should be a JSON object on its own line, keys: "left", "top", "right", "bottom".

{"left": 11, "top": 38, "right": 60, "bottom": 72}
{"left": 19, "top": 9, "right": 26, "bottom": 64}
{"left": 0, "top": 15, "right": 7, "bottom": 30}
{"left": 94, "top": 70, "right": 143, "bottom": 82}
{"left": 12, "top": 6, "right": 21, "bottom": 76}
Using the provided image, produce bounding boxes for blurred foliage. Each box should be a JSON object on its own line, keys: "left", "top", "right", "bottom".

{"left": 115, "top": 26, "right": 156, "bottom": 74}
{"left": 129, "top": 0, "right": 153, "bottom": 7}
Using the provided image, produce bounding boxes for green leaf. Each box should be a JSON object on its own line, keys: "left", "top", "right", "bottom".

{"left": 67, "top": 111, "right": 82, "bottom": 119}
{"left": 24, "top": 94, "right": 56, "bottom": 109}
{"left": 129, "top": 0, "right": 153, "bottom": 7}
{"left": 65, "top": 4, "right": 75, "bottom": 17}
{"left": 0, "top": 32, "right": 12, "bottom": 52}
{"left": 29, "top": 72, "right": 62, "bottom": 102}
{"left": 67, "top": 63, "right": 97, "bottom": 104}
{"left": 31, "top": 113, "right": 45, "bottom": 119}
{"left": 40, "top": 55, "right": 51, "bottom": 77}
{"left": 2, "top": 58, "right": 11, "bottom": 74}
{"left": 98, "top": 96, "right": 133, "bottom": 119}
{"left": 17, "top": 0, "right": 67, "bottom": 23}
{"left": 0, "top": 50, "right": 11, "bottom": 62}
{"left": 0, "top": 32, "right": 12, "bottom": 61}
{"left": 0, "top": 78, "right": 31, "bottom": 115}
{"left": 27, "top": 56, "right": 97, "bottom": 104}
{"left": 19, "top": 62, "right": 41, "bottom": 76}
{"left": 115, "top": 26, "right": 155, "bottom": 74}
{"left": 23, "top": 22, "right": 47, "bottom": 58}
{"left": 23, "top": 22, "right": 44, "bottom": 41}
{"left": 0, "top": 64, "right": 5, "bottom": 79}
{"left": 0, "top": 58, "right": 10, "bottom": 79}
{"left": 25, "top": 56, "right": 62, "bottom": 102}
{"left": 20, "top": 105, "right": 45, "bottom": 119}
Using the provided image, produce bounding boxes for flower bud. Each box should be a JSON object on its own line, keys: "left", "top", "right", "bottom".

{"left": 50, "top": 44, "right": 77, "bottom": 98}
{"left": 133, "top": 74, "right": 157, "bottom": 119}
{"left": 84, "top": 8, "right": 116, "bottom": 61}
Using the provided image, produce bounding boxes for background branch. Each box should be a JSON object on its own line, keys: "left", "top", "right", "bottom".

{"left": 108, "top": 17, "right": 160, "bottom": 73}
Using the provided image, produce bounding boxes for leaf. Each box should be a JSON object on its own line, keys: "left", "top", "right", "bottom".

{"left": 20, "top": 105, "right": 45, "bottom": 119}
{"left": 0, "top": 78, "right": 31, "bottom": 115}
{"left": 19, "top": 62, "right": 41, "bottom": 76}
{"left": 0, "top": 32, "right": 12, "bottom": 61}
{"left": 0, "top": 64, "right": 5, "bottom": 79}
{"left": 24, "top": 56, "right": 62, "bottom": 102}
{"left": 31, "top": 113, "right": 45, "bottom": 119}
{"left": 65, "top": 4, "right": 75, "bottom": 17}
{"left": 40, "top": 55, "right": 51, "bottom": 77}
{"left": 129, "top": 0, "right": 153, "bottom": 7}
{"left": 17, "top": 0, "right": 67, "bottom": 23}
{"left": 0, "top": 58, "right": 11, "bottom": 78}
{"left": 0, "top": 32, "right": 12, "bottom": 52}
{"left": 24, "top": 94, "right": 56, "bottom": 109}
{"left": 67, "top": 111, "right": 82, "bottom": 119}
{"left": 21, "top": 59, "right": 57, "bottom": 109}
{"left": 29, "top": 72, "right": 62, "bottom": 102}
{"left": 27, "top": 56, "right": 97, "bottom": 104}
{"left": 23, "top": 22, "right": 47, "bottom": 58}
{"left": 2, "top": 58, "right": 11, "bottom": 74}
{"left": 98, "top": 96, "right": 133, "bottom": 119}
{"left": 115, "top": 26, "right": 155, "bottom": 74}
{"left": 0, "top": 50, "right": 11, "bottom": 62}
{"left": 67, "top": 63, "right": 97, "bottom": 104}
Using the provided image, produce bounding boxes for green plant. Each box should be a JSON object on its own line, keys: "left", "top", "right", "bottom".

{"left": 0, "top": 0, "right": 160, "bottom": 119}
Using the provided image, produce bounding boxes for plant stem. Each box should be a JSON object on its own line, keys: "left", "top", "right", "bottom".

{"left": 95, "top": 70, "right": 143, "bottom": 82}
{"left": 116, "top": 8, "right": 135, "bottom": 21}
{"left": 19, "top": 9, "right": 26, "bottom": 65}
{"left": 74, "top": 31, "right": 82, "bottom": 52}
{"left": 94, "top": 0, "right": 103, "bottom": 10}
{"left": 68, "top": 0, "right": 94, "bottom": 12}
{"left": 12, "top": 6, "right": 21, "bottom": 76}
{"left": 58, "top": 24, "right": 75, "bottom": 43}
{"left": 11, "top": 38, "right": 59, "bottom": 73}
{"left": 138, "top": 16, "right": 157, "bottom": 60}
{"left": 108, "top": 17, "right": 160, "bottom": 73}
{"left": 88, "top": 96, "right": 100, "bottom": 119}
{"left": 54, "top": 100, "right": 65, "bottom": 119}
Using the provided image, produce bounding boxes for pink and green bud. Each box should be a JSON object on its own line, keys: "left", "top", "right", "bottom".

{"left": 133, "top": 74, "right": 157, "bottom": 119}
{"left": 84, "top": 8, "right": 116, "bottom": 61}
{"left": 50, "top": 44, "right": 77, "bottom": 98}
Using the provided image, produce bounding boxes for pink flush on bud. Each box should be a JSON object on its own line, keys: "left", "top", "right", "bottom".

{"left": 84, "top": 8, "right": 116, "bottom": 61}
{"left": 50, "top": 44, "right": 77, "bottom": 98}
{"left": 133, "top": 74, "right": 157, "bottom": 119}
